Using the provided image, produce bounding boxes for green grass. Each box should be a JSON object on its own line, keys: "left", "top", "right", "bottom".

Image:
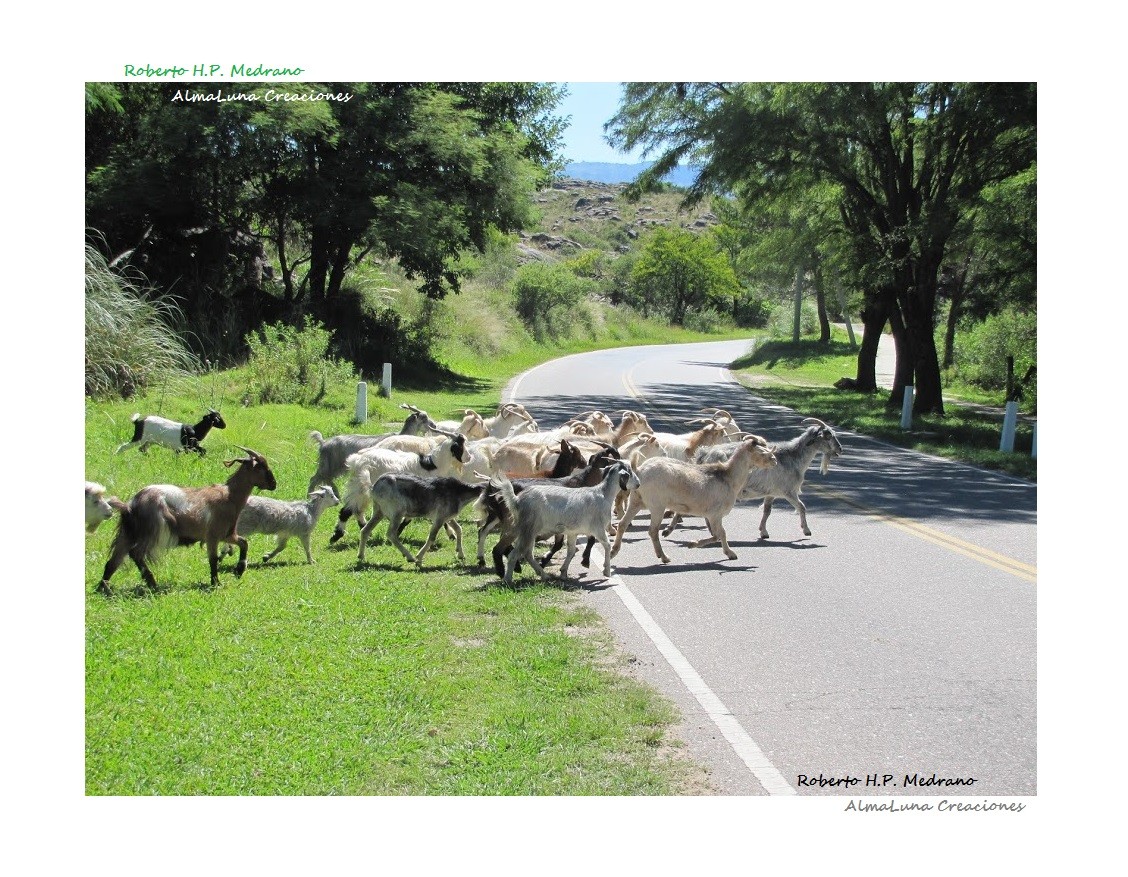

{"left": 85, "top": 323, "right": 721, "bottom": 796}
{"left": 731, "top": 332, "right": 1037, "bottom": 482}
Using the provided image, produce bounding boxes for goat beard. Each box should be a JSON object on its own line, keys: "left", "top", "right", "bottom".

{"left": 819, "top": 454, "right": 831, "bottom": 476}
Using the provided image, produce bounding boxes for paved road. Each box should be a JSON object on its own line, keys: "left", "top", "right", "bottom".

{"left": 503, "top": 339, "right": 1036, "bottom": 796}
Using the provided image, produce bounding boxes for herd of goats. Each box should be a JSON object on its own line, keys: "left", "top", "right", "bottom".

{"left": 84, "top": 401, "right": 844, "bottom": 595}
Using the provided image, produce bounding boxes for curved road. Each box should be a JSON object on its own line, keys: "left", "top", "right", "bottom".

{"left": 503, "top": 339, "right": 1036, "bottom": 797}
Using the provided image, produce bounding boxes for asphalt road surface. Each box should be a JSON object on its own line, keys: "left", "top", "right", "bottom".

{"left": 502, "top": 339, "right": 1036, "bottom": 797}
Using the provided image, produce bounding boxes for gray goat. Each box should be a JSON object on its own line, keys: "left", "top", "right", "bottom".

{"left": 307, "top": 405, "right": 434, "bottom": 494}
{"left": 225, "top": 485, "right": 340, "bottom": 564}
{"left": 667, "top": 418, "right": 843, "bottom": 540}
{"left": 357, "top": 474, "right": 486, "bottom": 567}
{"left": 495, "top": 460, "right": 639, "bottom": 586}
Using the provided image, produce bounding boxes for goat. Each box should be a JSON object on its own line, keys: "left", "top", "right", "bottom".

{"left": 495, "top": 460, "right": 639, "bottom": 586}
{"left": 357, "top": 474, "right": 486, "bottom": 567}
{"left": 431, "top": 408, "right": 490, "bottom": 440}
{"left": 330, "top": 432, "right": 471, "bottom": 543}
{"left": 96, "top": 447, "right": 277, "bottom": 594}
{"left": 473, "top": 441, "right": 612, "bottom": 568}
{"left": 611, "top": 410, "right": 655, "bottom": 448}
{"left": 667, "top": 418, "right": 844, "bottom": 540}
{"left": 610, "top": 435, "right": 776, "bottom": 564}
{"left": 85, "top": 481, "right": 124, "bottom": 533}
{"left": 484, "top": 403, "right": 538, "bottom": 438}
{"left": 648, "top": 420, "right": 729, "bottom": 461}
{"left": 116, "top": 409, "right": 226, "bottom": 455}
{"left": 307, "top": 405, "right": 434, "bottom": 495}
{"left": 226, "top": 485, "right": 340, "bottom": 564}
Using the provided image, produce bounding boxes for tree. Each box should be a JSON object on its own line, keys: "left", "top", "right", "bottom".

{"left": 85, "top": 82, "right": 566, "bottom": 358}
{"left": 627, "top": 227, "right": 740, "bottom": 325}
{"left": 608, "top": 82, "right": 1036, "bottom": 414}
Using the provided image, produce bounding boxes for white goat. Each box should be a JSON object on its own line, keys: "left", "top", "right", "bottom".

{"left": 648, "top": 420, "right": 730, "bottom": 461}
{"left": 85, "top": 481, "right": 122, "bottom": 533}
{"left": 495, "top": 460, "right": 640, "bottom": 585}
{"left": 228, "top": 485, "right": 341, "bottom": 564}
{"left": 432, "top": 408, "right": 490, "bottom": 439}
{"left": 669, "top": 419, "right": 844, "bottom": 539}
{"left": 611, "top": 435, "right": 776, "bottom": 564}
{"left": 485, "top": 403, "right": 538, "bottom": 438}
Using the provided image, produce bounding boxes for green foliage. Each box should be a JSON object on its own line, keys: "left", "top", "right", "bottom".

{"left": 627, "top": 228, "right": 740, "bottom": 325}
{"left": 84, "top": 244, "right": 199, "bottom": 398}
{"left": 732, "top": 289, "right": 775, "bottom": 328}
{"left": 953, "top": 308, "right": 1037, "bottom": 406}
{"left": 243, "top": 317, "right": 357, "bottom": 406}
{"left": 511, "top": 261, "right": 596, "bottom": 342}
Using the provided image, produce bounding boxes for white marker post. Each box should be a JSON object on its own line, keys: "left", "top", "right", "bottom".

{"left": 1031, "top": 421, "right": 1037, "bottom": 459}
{"left": 999, "top": 400, "right": 1019, "bottom": 452}
{"left": 354, "top": 382, "right": 367, "bottom": 424}
{"left": 900, "top": 386, "right": 914, "bottom": 431}
{"left": 381, "top": 363, "right": 392, "bottom": 398}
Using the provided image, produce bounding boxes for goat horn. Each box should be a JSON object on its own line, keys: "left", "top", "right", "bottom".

{"left": 401, "top": 403, "right": 425, "bottom": 414}
{"left": 801, "top": 417, "right": 830, "bottom": 429}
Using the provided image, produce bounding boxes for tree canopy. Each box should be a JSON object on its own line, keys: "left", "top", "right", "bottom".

{"left": 608, "top": 82, "right": 1036, "bottom": 414}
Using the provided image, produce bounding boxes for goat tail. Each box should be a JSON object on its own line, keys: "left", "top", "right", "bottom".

{"left": 309, "top": 430, "right": 325, "bottom": 447}
{"left": 491, "top": 473, "right": 519, "bottom": 521}
{"left": 342, "top": 463, "right": 375, "bottom": 520}
{"left": 130, "top": 412, "right": 142, "bottom": 423}
{"left": 113, "top": 490, "right": 178, "bottom": 565}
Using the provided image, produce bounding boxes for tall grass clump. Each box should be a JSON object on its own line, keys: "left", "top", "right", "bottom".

{"left": 243, "top": 316, "right": 357, "bottom": 406}
{"left": 84, "top": 244, "right": 199, "bottom": 398}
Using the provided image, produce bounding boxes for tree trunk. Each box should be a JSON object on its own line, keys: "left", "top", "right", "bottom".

{"left": 854, "top": 296, "right": 888, "bottom": 392}
{"left": 815, "top": 270, "right": 831, "bottom": 344}
{"left": 887, "top": 302, "right": 913, "bottom": 410}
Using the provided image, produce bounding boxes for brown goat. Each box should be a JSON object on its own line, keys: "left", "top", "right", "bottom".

{"left": 97, "top": 447, "right": 277, "bottom": 595}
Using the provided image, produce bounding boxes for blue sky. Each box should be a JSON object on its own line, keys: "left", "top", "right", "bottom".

{"left": 558, "top": 83, "right": 649, "bottom": 164}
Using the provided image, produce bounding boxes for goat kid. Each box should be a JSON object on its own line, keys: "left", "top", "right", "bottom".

{"left": 226, "top": 485, "right": 340, "bottom": 564}
{"left": 97, "top": 447, "right": 277, "bottom": 594}
{"left": 116, "top": 409, "right": 226, "bottom": 455}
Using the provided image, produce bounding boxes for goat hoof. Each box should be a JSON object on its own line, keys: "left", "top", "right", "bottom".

{"left": 96, "top": 581, "right": 112, "bottom": 596}
{"left": 329, "top": 531, "right": 344, "bottom": 544}
{"left": 235, "top": 562, "right": 247, "bottom": 577}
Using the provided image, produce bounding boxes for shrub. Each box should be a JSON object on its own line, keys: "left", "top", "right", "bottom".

{"left": 243, "top": 316, "right": 357, "bottom": 406}
{"left": 767, "top": 300, "right": 819, "bottom": 338}
{"left": 954, "top": 308, "right": 1037, "bottom": 406}
{"left": 85, "top": 244, "right": 199, "bottom": 398}
{"left": 511, "top": 262, "right": 596, "bottom": 342}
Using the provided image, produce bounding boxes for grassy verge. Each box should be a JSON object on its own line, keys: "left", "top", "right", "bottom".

{"left": 85, "top": 318, "right": 725, "bottom": 796}
{"left": 731, "top": 333, "right": 1037, "bottom": 482}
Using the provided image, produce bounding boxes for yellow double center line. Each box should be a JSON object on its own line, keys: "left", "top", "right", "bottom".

{"left": 622, "top": 361, "right": 1037, "bottom": 584}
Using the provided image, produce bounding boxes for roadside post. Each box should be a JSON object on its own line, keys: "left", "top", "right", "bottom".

{"left": 900, "top": 386, "right": 914, "bottom": 430}
{"left": 999, "top": 401, "right": 1019, "bottom": 452}
{"left": 354, "top": 382, "right": 367, "bottom": 424}
{"left": 381, "top": 363, "right": 392, "bottom": 398}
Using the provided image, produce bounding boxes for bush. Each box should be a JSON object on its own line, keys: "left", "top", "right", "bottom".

{"left": 767, "top": 300, "right": 819, "bottom": 338}
{"left": 511, "top": 262, "right": 596, "bottom": 342}
{"left": 954, "top": 308, "right": 1037, "bottom": 406}
{"left": 85, "top": 244, "right": 199, "bottom": 398}
{"left": 732, "top": 290, "right": 775, "bottom": 328}
{"left": 243, "top": 317, "right": 357, "bottom": 406}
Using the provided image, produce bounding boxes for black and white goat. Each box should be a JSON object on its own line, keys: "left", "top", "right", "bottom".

{"left": 116, "top": 409, "right": 226, "bottom": 455}
{"left": 97, "top": 447, "right": 277, "bottom": 594}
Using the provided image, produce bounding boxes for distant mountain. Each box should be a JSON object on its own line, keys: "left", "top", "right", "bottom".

{"left": 563, "top": 161, "right": 699, "bottom": 187}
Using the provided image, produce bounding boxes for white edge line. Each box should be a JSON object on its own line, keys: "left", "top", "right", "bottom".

{"left": 509, "top": 349, "right": 796, "bottom": 795}
{"left": 602, "top": 560, "right": 796, "bottom": 796}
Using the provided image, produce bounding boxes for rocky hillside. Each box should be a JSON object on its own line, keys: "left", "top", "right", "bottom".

{"left": 516, "top": 177, "right": 720, "bottom": 264}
